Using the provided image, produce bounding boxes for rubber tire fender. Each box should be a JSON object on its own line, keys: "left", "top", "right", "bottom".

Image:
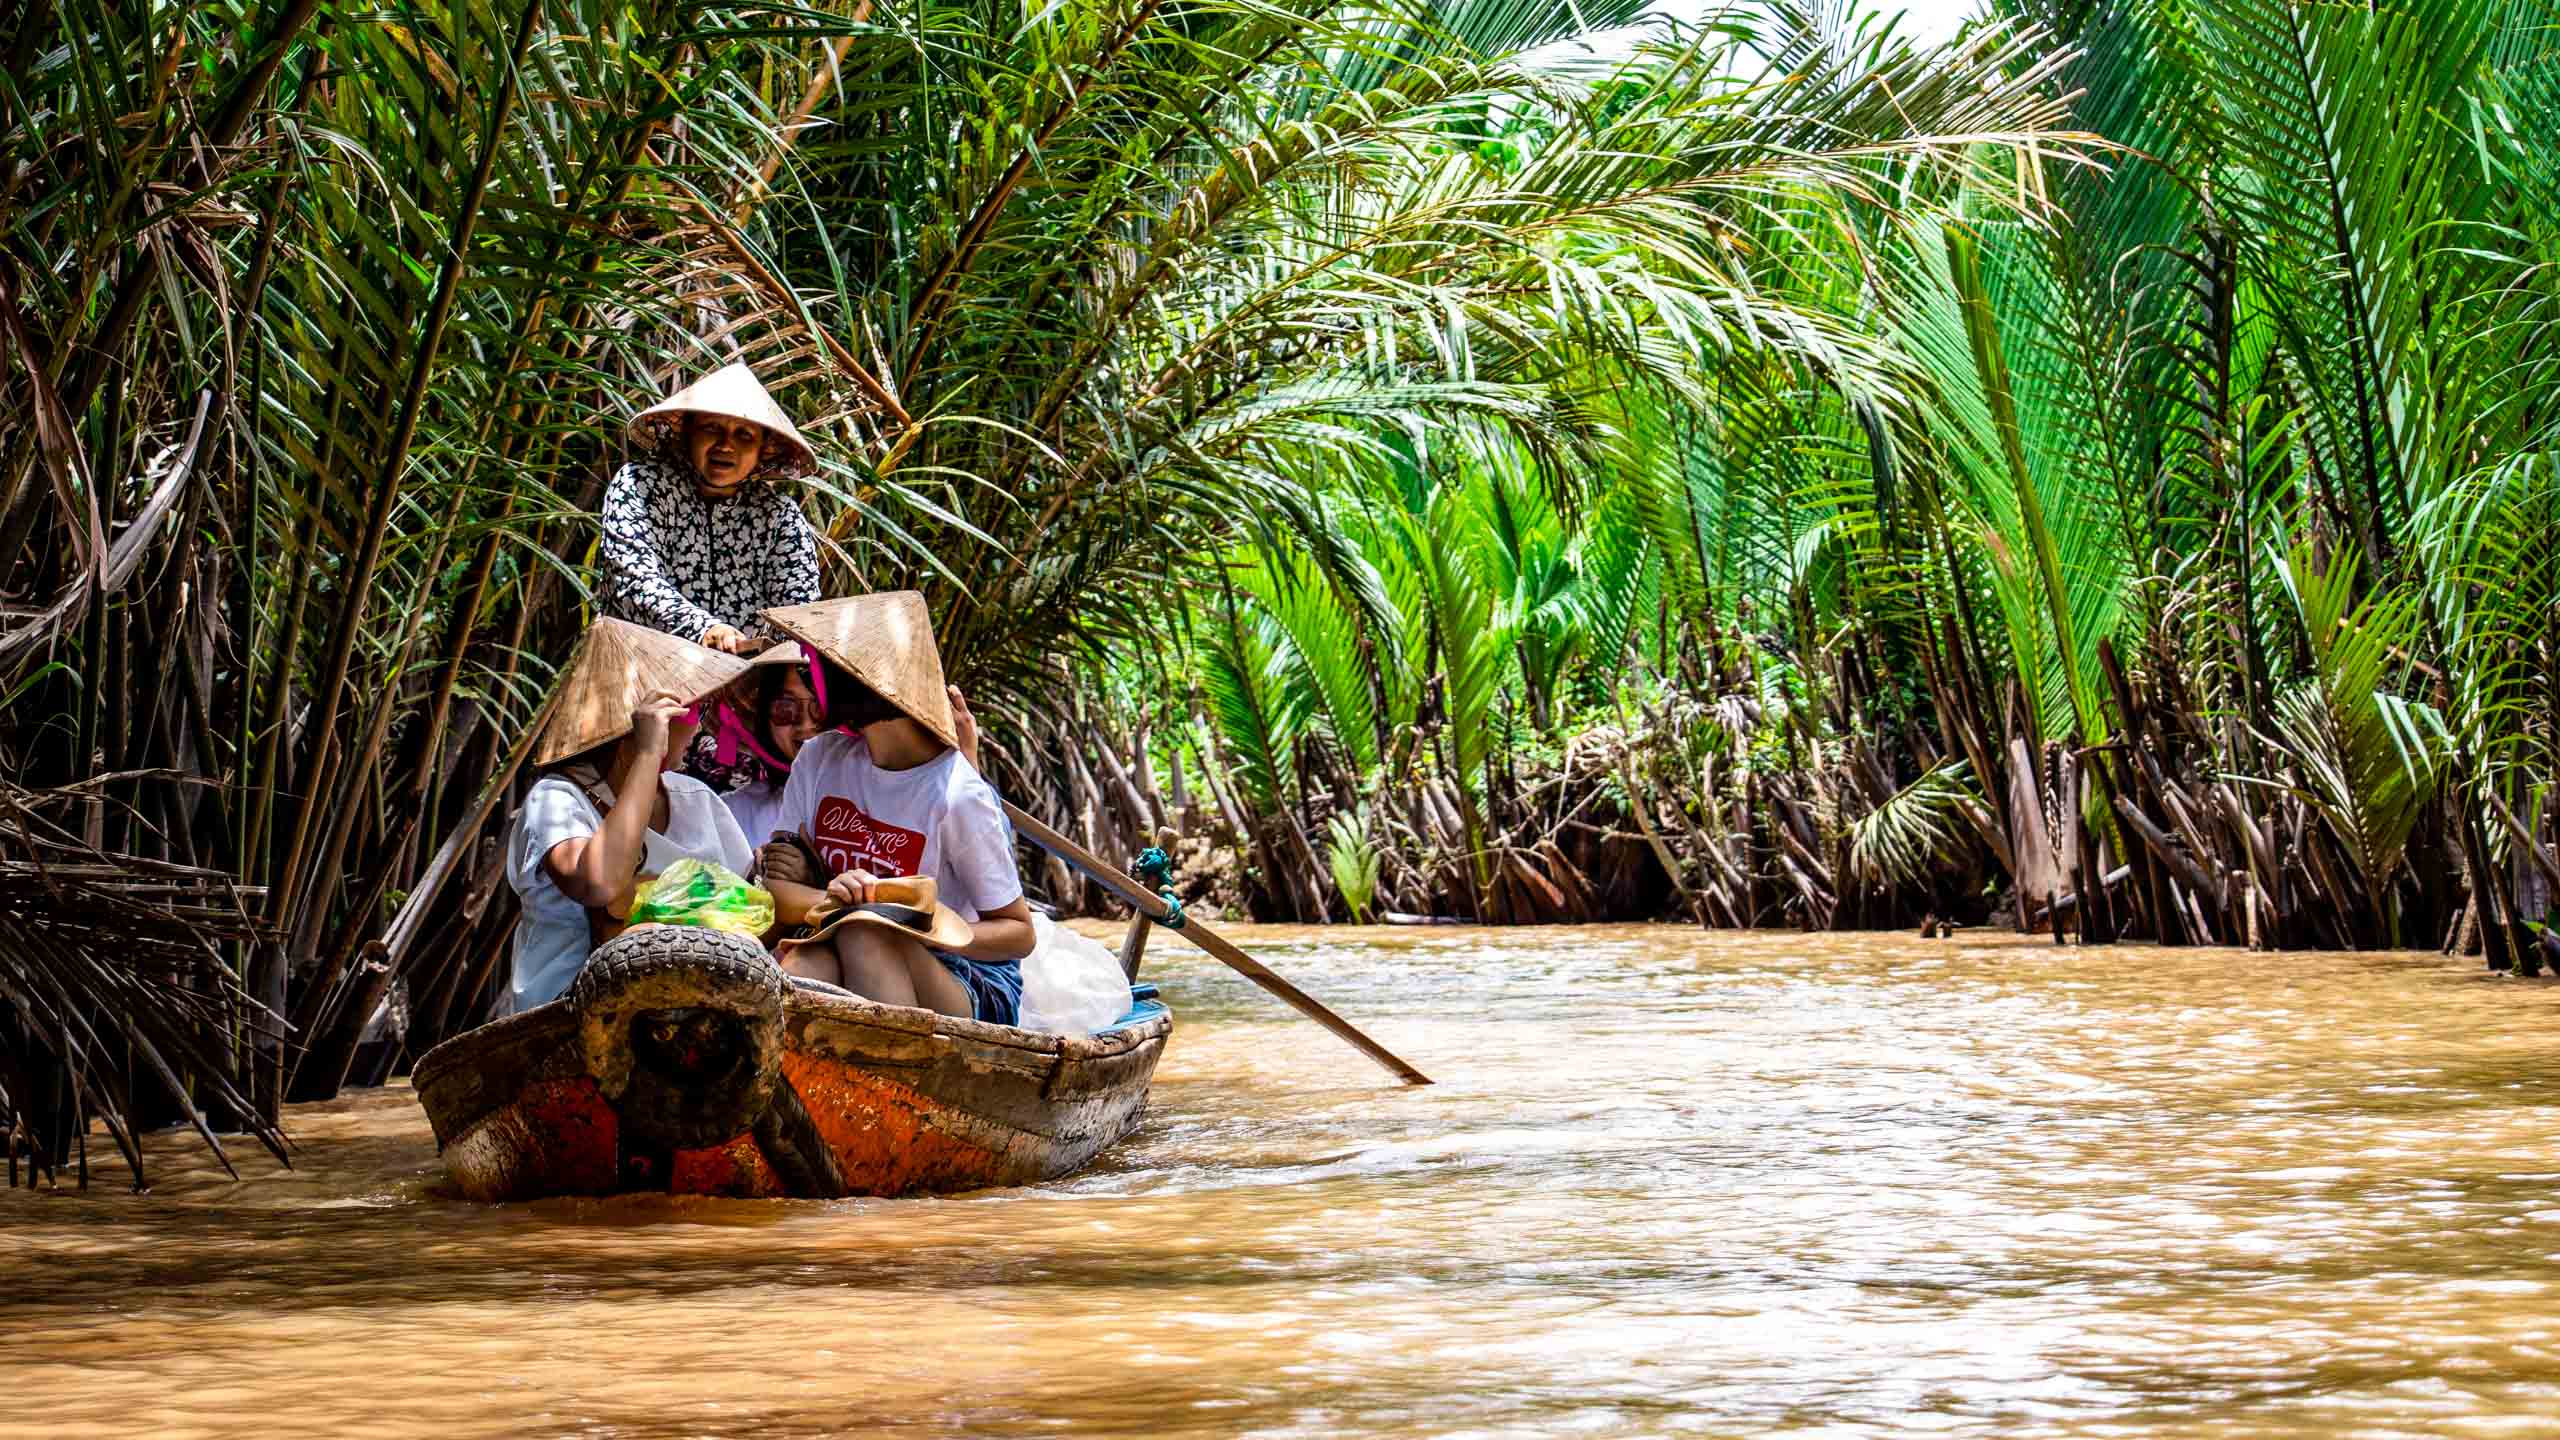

{"left": 570, "top": 925, "right": 786, "bottom": 1151}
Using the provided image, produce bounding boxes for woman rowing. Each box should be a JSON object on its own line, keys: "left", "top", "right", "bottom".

{"left": 603, "top": 360, "right": 821, "bottom": 657}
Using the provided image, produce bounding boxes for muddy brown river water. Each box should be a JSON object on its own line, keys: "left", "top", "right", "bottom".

{"left": 7, "top": 926, "right": 2560, "bottom": 1437}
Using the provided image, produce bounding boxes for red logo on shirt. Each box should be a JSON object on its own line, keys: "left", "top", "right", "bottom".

{"left": 812, "top": 796, "right": 925, "bottom": 878}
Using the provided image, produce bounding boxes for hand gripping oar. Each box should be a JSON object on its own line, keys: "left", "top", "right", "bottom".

{"left": 1000, "top": 800, "right": 1432, "bottom": 1086}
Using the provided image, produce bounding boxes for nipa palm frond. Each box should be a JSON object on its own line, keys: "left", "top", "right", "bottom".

{"left": 1847, "top": 759, "right": 1982, "bottom": 889}
{"left": 2254, "top": 544, "right": 2450, "bottom": 909}
{"left": 0, "top": 782, "right": 286, "bottom": 1189}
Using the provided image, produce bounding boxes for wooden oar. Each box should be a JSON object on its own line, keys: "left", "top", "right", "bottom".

{"left": 1000, "top": 800, "right": 1432, "bottom": 1086}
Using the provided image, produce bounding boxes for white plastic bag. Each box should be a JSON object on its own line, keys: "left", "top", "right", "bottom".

{"left": 1016, "top": 913, "right": 1134, "bottom": 1034}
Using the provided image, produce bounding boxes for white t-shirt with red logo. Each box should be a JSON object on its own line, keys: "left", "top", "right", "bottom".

{"left": 777, "top": 732, "right": 1024, "bottom": 922}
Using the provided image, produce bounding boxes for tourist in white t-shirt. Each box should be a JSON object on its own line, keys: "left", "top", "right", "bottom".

{"left": 758, "top": 594, "right": 1034, "bottom": 1024}
{"left": 502, "top": 621, "right": 754, "bottom": 1016}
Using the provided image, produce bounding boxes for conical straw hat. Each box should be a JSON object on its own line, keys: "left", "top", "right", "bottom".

{"left": 628, "top": 361, "right": 816, "bottom": 479}
{"left": 535, "top": 618, "right": 754, "bottom": 767}
{"left": 761, "top": 592, "right": 958, "bottom": 750}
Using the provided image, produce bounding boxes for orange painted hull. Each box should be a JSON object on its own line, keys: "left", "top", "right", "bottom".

{"left": 415, "top": 980, "right": 1170, "bottom": 1201}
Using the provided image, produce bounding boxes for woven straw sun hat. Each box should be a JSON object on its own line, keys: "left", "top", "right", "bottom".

{"left": 628, "top": 361, "right": 816, "bottom": 480}
{"left": 780, "top": 875, "right": 975, "bottom": 954}
{"left": 743, "top": 640, "right": 806, "bottom": 673}
{"left": 760, "top": 591, "right": 959, "bottom": 750}
{"left": 535, "top": 618, "right": 756, "bottom": 767}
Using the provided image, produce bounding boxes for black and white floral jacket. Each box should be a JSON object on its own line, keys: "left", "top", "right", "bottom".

{"left": 598, "top": 455, "right": 821, "bottom": 641}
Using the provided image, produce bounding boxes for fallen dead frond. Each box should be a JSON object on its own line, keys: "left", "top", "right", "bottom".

{"left": 0, "top": 780, "right": 287, "bottom": 1191}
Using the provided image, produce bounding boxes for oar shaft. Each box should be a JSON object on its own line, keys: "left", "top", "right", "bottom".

{"left": 1002, "top": 801, "right": 1432, "bottom": 1086}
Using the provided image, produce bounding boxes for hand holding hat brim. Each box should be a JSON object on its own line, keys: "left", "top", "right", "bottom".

{"left": 535, "top": 619, "right": 752, "bottom": 767}
{"left": 782, "top": 874, "right": 974, "bottom": 953}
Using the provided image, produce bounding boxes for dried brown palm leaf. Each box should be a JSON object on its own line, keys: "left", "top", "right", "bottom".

{"left": 0, "top": 779, "right": 286, "bottom": 1190}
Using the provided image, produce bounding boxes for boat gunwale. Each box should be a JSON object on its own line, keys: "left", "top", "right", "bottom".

{"left": 415, "top": 971, "right": 1172, "bottom": 1146}
{"left": 783, "top": 983, "right": 1171, "bottom": 1060}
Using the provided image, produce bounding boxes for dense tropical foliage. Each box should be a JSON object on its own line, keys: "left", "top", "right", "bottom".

{"left": 1150, "top": 0, "right": 2560, "bottom": 966}
{"left": 5, "top": 0, "right": 2554, "bottom": 1182}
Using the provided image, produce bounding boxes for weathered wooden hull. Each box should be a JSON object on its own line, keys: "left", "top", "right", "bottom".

{"left": 413, "top": 931, "right": 1169, "bottom": 1201}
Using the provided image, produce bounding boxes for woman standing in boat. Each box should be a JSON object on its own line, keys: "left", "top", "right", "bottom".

{"left": 603, "top": 361, "right": 822, "bottom": 656}
{"left": 502, "top": 620, "right": 756, "bottom": 1015}
{"left": 757, "top": 593, "right": 1034, "bottom": 1025}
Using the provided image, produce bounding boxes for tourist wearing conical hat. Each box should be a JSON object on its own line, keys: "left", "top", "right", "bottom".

{"left": 712, "top": 643, "right": 826, "bottom": 847}
{"left": 601, "top": 360, "right": 822, "bottom": 657}
{"left": 718, "top": 642, "right": 986, "bottom": 850}
{"left": 755, "top": 593, "right": 1034, "bottom": 1026}
{"left": 502, "top": 620, "right": 757, "bottom": 1015}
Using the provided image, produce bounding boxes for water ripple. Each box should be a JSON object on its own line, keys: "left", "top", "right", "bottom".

{"left": 6, "top": 927, "right": 2559, "bottom": 1438}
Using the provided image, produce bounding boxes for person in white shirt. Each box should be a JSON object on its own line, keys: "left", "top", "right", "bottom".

{"left": 757, "top": 594, "right": 1034, "bottom": 1024}
{"left": 503, "top": 620, "right": 755, "bottom": 1016}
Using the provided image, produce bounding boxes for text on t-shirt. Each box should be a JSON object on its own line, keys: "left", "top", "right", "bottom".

{"left": 813, "top": 795, "right": 927, "bottom": 878}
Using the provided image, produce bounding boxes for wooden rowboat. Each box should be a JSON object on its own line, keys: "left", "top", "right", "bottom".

{"left": 413, "top": 925, "right": 1171, "bottom": 1201}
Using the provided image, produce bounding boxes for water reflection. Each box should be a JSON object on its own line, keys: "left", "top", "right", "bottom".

{"left": 8, "top": 928, "right": 2560, "bottom": 1437}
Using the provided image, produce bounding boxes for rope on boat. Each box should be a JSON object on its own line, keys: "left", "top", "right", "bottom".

{"left": 1132, "top": 846, "right": 1186, "bottom": 929}
{"left": 1047, "top": 839, "right": 1187, "bottom": 929}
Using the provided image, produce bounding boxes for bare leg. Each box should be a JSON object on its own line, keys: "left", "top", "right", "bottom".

{"left": 836, "top": 927, "right": 971, "bottom": 1018}
{"left": 900, "top": 945, "right": 974, "bottom": 1020}
{"left": 833, "top": 926, "right": 920, "bottom": 1008}
{"left": 778, "top": 946, "right": 841, "bottom": 987}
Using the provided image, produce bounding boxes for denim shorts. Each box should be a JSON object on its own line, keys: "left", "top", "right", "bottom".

{"left": 933, "top": 951, "right": 1023, "bottom": 1027}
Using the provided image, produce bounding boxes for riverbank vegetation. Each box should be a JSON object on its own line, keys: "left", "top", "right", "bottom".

{"left": 2, "top": 0, "right": 2552, "bottom": 1181}
{"left": 1103, "top": 0, "right": 2560, "bottom": 964}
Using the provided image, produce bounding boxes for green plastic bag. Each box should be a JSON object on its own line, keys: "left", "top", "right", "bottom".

{"left": 625, "top": 858, "right": 774, "bottom": 938}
